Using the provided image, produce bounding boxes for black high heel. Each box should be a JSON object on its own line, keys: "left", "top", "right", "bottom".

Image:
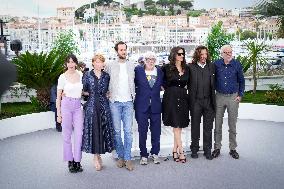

{"left": 179, "top": 152, "right": 187, "bottom": 163}
{"left": 172, "top": 152, "right": 180, "bottom": 162}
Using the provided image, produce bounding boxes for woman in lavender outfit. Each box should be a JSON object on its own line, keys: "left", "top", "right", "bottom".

{"left": 56, "top": 54, "right": 84, "bottom": 173}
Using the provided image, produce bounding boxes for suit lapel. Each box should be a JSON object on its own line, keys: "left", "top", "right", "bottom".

{"left": 208, "top": 63, "right": 214, "bottom": 87}
{"left": 138, "top": 66, "right": 151, "bottom": 89}
{"left": 193, "top": 64, "right": 198, "bottom": 89}
{"left": 152, "top": 66, "right": 160, "bottom": 89}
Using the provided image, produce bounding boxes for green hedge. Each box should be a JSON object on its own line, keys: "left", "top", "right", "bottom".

{"left": 0, "top": 102, "right": 43, "bottom": 120}
{"left": 242, "top": 90, "right": 284, "bottom": 106}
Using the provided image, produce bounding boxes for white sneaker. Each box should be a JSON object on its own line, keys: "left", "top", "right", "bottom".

{"left": 140, "top": 157, "right": 148, "bottom": 165}
{"left": 151, "top": 154, "right": 160, "bottom": 164}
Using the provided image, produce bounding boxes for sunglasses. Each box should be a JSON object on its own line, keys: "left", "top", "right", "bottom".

{"left": 145, "top": 58, "right": 156, "bottom": 61}
{"left": 177, "top": 52, "right": 185, "bottom": 56}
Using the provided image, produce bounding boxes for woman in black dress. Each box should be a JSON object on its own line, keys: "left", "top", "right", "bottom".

{"left": 81, "top": 54, "right": 114, "bottom": 171}
{"left": 162, "top": 47, "right": 189, "bottom": 163}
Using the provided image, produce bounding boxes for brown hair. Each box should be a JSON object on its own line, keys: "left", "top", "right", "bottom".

{"left": 78, "top": 62, "right": 86, "bottom": 68}
{"left": 192, "top": 46, "right": 211, "bottom": 64}
{"left": 114, "top": 41, "right": 127, "bottom": 52}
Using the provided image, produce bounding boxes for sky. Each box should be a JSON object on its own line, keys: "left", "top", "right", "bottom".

{"left": 0, "top": 0, "right": 258, "bottom": 17}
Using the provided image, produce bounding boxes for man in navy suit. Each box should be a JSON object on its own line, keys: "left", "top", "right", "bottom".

{"left": 134, "top": 51, "right": 164, "bottom": 165}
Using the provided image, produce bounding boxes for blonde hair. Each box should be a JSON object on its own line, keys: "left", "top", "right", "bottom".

{"left": 92, "top": 53, "right": 105, "bottom": 63}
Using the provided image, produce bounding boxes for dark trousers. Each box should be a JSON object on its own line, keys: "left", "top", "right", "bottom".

{"left": 50, "top": 102, "right": 62, "bottom": 131}
{"left": 190, "top": 98, "right": 215, "bottom": 153}
{"left": 135, "top": 107, "right": 161, "bottom": 158}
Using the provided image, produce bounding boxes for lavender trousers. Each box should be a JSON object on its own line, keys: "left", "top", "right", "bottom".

{"left": 61, "top": 97, "right": 83, "bottom": 162}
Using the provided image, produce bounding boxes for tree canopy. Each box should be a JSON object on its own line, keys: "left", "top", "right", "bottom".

{"left": 206, "top": 21, "right": 233, "bottom": 61}
{"left": 256, "top": 0, "right": 284, "bottom": 38}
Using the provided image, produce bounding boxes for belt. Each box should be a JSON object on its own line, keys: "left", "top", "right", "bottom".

{"left": 63, "top": 96, "right": 81, "bottom": 100}
{"left": 217, "top": 92, "right": 237, "bottom": 96}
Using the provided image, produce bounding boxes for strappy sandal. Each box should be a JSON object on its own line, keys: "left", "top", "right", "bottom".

{"left": 98, "top": 155, "right": 102, "bottom": 165}
{"left": 179, "top": 152, "right": 187, "bottom": 163}
{"left": 93, "top": 156, "right": 102, "bottom": 171}
{"left": 172, "top": 152, "right": 180, "bottom": 162}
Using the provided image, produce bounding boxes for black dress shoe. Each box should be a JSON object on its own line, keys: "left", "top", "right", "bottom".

{"left": 229, "top": 150, "right": 239, "bottom": 159}
{"left": 68, "top": 161, "right": 77, "bottom": 173}
{"left": 212, "top": 149, "right": 220, "bottom": 158}
{"left": 74, "top": 162, "right": 83, "bottom": 172}
{"left": 191, "top": 152, "right": 198, "bottom": 159}
{"left": 203, "top": 152, "right": 213, "bottom": 160}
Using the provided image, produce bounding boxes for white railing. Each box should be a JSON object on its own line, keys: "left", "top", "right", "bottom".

{"left": 244, "top": 75, "right": 284, "bottom": 91}
{"left": 1, "top": 76, "right": 283, "bottom": 103}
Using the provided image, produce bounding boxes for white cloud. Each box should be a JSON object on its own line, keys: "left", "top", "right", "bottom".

{"left": 32, "top": 0, "right": 98, "bottom": 9}
{"left": 193, "top": 0, "right": 257, "bottom": 9}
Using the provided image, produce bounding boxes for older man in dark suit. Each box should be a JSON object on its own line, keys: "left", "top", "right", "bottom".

{"left": 134, "top": 51, "right": 164, "bottom": 165}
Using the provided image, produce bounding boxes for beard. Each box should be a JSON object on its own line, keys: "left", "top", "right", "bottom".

{"left": 118, "top": 54, "right": 126, "bottom": 60}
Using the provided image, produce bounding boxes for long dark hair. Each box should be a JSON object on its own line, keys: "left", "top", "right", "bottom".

{"left": 192, "top": 45, "right": 211, "bottom": 64}
{"left": 168, "top": 46, "right": 186, "bottom": 71}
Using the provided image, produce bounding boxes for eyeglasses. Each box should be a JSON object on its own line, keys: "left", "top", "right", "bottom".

{"left": 177, "top": 52, "right": 185, "bottom": 56}
{"left": 223, "top": 51, "right": 232, "bottom": 55}
{"left": 145, "top": 58, "right": 156, "bottom": 61}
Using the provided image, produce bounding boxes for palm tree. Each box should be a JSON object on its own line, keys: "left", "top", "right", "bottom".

{"left": 12, "top": 50, "right": 65, "bottom": 109}
{"left": 240, "top": 41, "right": 269, "bottom": 94}
{"left": 236, "top": 55, "right": 251, "bottom": 73}
{"left": 12, "top": 29, "right": 79, "bottom": 110}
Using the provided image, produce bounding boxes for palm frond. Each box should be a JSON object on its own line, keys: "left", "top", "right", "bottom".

{"left": 12, "top": 51, "right": 65, "bottom": 90}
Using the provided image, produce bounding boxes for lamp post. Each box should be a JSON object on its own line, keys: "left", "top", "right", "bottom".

{"left": 10, "top": 39, "right": 22, "bottom": 56}
{"left": 0, "top": 19, "right": 9, "bottom": 56}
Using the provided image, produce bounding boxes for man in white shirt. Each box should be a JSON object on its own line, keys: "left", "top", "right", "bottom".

{"left": 105, "top": 41, "right": 135, "bottom": 171}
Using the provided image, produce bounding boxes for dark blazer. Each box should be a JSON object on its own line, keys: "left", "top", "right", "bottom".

{"left": 188, "top": 63, "right": 216, "bottom": 111}
{"left": 134, "top": 65, "right": 164, "bottom": 113}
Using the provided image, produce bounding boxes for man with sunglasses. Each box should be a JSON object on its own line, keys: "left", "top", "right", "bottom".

{"left": 212, "top": 45, "right": 245, "bottom": 159}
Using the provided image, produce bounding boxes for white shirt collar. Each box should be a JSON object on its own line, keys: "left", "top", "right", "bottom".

{"left": 197, "top": 62, "right": 206, "bottom": 68}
